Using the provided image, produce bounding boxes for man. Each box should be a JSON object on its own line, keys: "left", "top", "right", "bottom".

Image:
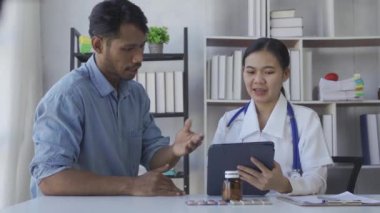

{"left": 29, "top": 0, "right": 203, "bottom": 197}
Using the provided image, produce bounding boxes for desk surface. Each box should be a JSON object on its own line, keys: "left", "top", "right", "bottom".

{"left": 1, "top": 195, "right": 380, "bottom": 213}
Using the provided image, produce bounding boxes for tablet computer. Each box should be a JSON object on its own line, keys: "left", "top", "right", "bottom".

{"left": 207, "top": 141, "right": 275, "bottom": 196}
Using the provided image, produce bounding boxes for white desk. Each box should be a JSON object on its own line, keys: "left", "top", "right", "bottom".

{"left": 1, "top": 195, "right": 379, "bottom": 213}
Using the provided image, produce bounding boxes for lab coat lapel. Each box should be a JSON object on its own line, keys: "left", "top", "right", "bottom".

{"left": 239, "top": 99, "right": 260, "bottom": 140}
{"left": 262, "top": 94, "right": 287, "bottom": 139}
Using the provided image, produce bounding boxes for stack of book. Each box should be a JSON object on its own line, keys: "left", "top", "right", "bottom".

{"left": 318, "top": 74, "right": 364, "bottom": 101}
{"left": 270, "top": 9, "right": 303, "bottom": 37}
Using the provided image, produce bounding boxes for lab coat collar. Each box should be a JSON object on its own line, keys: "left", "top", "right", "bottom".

{"left": 239, "top": 94, "right": 287, "bottom": 140}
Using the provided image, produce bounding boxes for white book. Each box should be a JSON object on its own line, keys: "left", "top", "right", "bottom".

{"left": 211, "top": 55, "right": 219, "bottom": 100}
{"left": 325, "top": 0, "right": 335, "bottom": 37}
{"left": 226, "top": 56, "right": 234, "bottom": 100}
{"left": 155, "top": 72, "right": 166, "bottom": 113}
{"left": 270, "top": 17, "right": 303, "bottom": 28}
{"left": 146, "top": 72, "right": 156, "bottom": 113}
{"left": 290, "top": 49, "right": 301, "bottom": 101}
{"left": 137, "top": 72, "right": 146, "bottom": 90}
{"left": 303, "top": 50, "right": 313, "bottom": 101}
{"left": 322, "top": 114, "right": 334, "bottom": 156}
{"left": 260, "top": 0, "right": 267, "bottom": 36}
{"left": 248, "top": 0, "right": 256, "bottom": 36}
{"left": 174, "top": 71, "right": 184, "bottom": 113}
{"left": 165, "top": 72, "right": 175, "bottom": 113}
{"left": 218, "top": 55, "right": 226, "bottom": 99}
{"left": 271, "top": 27, "right": 303, "bottom": 37}
{"left": 255, "top": 0, "right": 261, "bottom": 37}
{"left": 366, "top": 114, "right": 380, "bottom": 164}
{"left": 270, "top": 9, "right": 296, "bottom": 19}
{"left": 233, "top": 50, "right": 243, "bottom": 100}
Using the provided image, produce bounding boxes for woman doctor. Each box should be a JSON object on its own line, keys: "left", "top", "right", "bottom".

{"left": 212, "top": 38, "right": 332, "bottom": 195}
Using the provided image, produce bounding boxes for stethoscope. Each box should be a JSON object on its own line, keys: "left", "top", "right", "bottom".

{"left": 226, "top": 101, "right": 303, "bottom": 178}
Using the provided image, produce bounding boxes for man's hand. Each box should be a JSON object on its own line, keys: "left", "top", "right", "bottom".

{"left": 172, "top": 119, "right": 204, "bottom": 157}
{"left": 130, "top": 164, "right": 184, "bottom": 196}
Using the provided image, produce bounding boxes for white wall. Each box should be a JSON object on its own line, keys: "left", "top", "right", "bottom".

{"left": 40, "top": 0, "right": 246, "bottom": 194}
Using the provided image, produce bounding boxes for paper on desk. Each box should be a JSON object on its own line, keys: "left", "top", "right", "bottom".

{"left": 318, "top": 191, "right": 380, "bottom": 204}
{"left": 278, "top": 191, "right": 380, "bottom": 206}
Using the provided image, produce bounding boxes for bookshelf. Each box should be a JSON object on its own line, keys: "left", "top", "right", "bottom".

{"left": 70, "top": 27, "right": 191, "bottom": 194}
{"left": 204, "top": 0, "right": 380, "bottom": 192}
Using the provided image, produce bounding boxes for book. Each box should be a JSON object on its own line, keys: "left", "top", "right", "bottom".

{"left": 226, "top": 56, "right": 234, "bottom": 100}
{"left": 270, "top": 17, "right": 303, "bottom": 28}
{"left": 137, "top": 72, "right": 146, "bottom": 89}
{"left": 322, "top": 114, "right": 334, "bottom": 156}
{"left": 156, "top": 72, "right": 166, "bottom": 113}
{"left": 233, "top": 50, "right": 243, "bottom": 100}
{"left": 174, "top": 71, "right": 184, "bottom": 112}
{"left": 248, "top": 0, "right": 256, "bottom": 36}
{"left": 302, "top": 49, "right": 313, "bottom": 100}
{"left": 319, "top": 77, "right": 362, "bottom": 92}
{"left": 271, "top": 27, "right": 303, "bottom": 37}
{"left": 319, "top": 75, "right": 365, "bottom": 101}
{"left": 211, "top": 55, "right": 219, "bottom": 100}
{"left": 146, "top": 72, "right": 156, "bottom": 113}
{"left": 260, "top": 0, "right": 266, "bottom": 37}
{"left": 290, "top": 49, "right": 301, "bottom": 101}
{"left": 360, "top": 114, "right": 380, "bottom": 165}
{"left": 218, "top": 55, "right": 226, "bottom": 99}
{"left": 270, "top": 9, "right": 296, "bottom": 19}
{"left": 165, "top": 71, "right": 175, "bottom": 113}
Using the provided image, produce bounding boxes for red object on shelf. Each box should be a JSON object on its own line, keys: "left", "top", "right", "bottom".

{"left": 324, "top": 72, "right": 339, "bottom": 81}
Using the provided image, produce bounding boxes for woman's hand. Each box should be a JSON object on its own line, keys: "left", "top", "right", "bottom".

{"left": 237, "top": 157, "right": 292, "bottom": 193}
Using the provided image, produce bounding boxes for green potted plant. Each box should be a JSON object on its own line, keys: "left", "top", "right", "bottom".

{"left": 147, "top": 26, "right": 170, "bottom": 54}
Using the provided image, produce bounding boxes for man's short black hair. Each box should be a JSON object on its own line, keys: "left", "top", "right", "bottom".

{"left": 88, "top": 0, "right": 148, "bottom": 38}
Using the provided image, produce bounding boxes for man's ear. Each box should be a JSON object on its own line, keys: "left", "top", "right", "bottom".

{"left": 91, "top": 36, "right": 103, "bottom": 54}
{"left": 283, "top": 67, "right": 290, "bottom": 82}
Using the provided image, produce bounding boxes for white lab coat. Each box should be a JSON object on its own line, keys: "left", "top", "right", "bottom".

{"left": 212, "top": 94, "right": 333, "bottom": 195}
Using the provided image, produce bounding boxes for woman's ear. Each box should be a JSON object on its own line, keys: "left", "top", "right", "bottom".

{"left": 283, "top": 67, "right": 290, "bottom": 82}
{"left": 91, "top": 36, "right": 103, "bottom": 54}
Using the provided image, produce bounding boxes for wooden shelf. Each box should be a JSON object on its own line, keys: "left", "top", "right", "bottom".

{"left": 74, "top": 52, "right": 184, "bottom": 63}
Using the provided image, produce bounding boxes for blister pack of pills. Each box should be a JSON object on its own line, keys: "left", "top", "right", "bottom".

{"left": 185, "top": 198, "right": 272, "bottom": 206}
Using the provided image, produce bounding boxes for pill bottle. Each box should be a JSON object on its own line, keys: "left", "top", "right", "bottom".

{"left": 222, "top": 170, "right": 241, "bottom": 201}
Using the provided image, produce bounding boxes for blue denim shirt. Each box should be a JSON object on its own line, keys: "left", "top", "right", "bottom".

{"left": 29, "top": 55, "right": 169, "bottom": 198}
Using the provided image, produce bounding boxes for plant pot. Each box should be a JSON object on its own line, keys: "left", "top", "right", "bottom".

{"left": 148, "top": 43, "right": 164, "bottom": 54}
